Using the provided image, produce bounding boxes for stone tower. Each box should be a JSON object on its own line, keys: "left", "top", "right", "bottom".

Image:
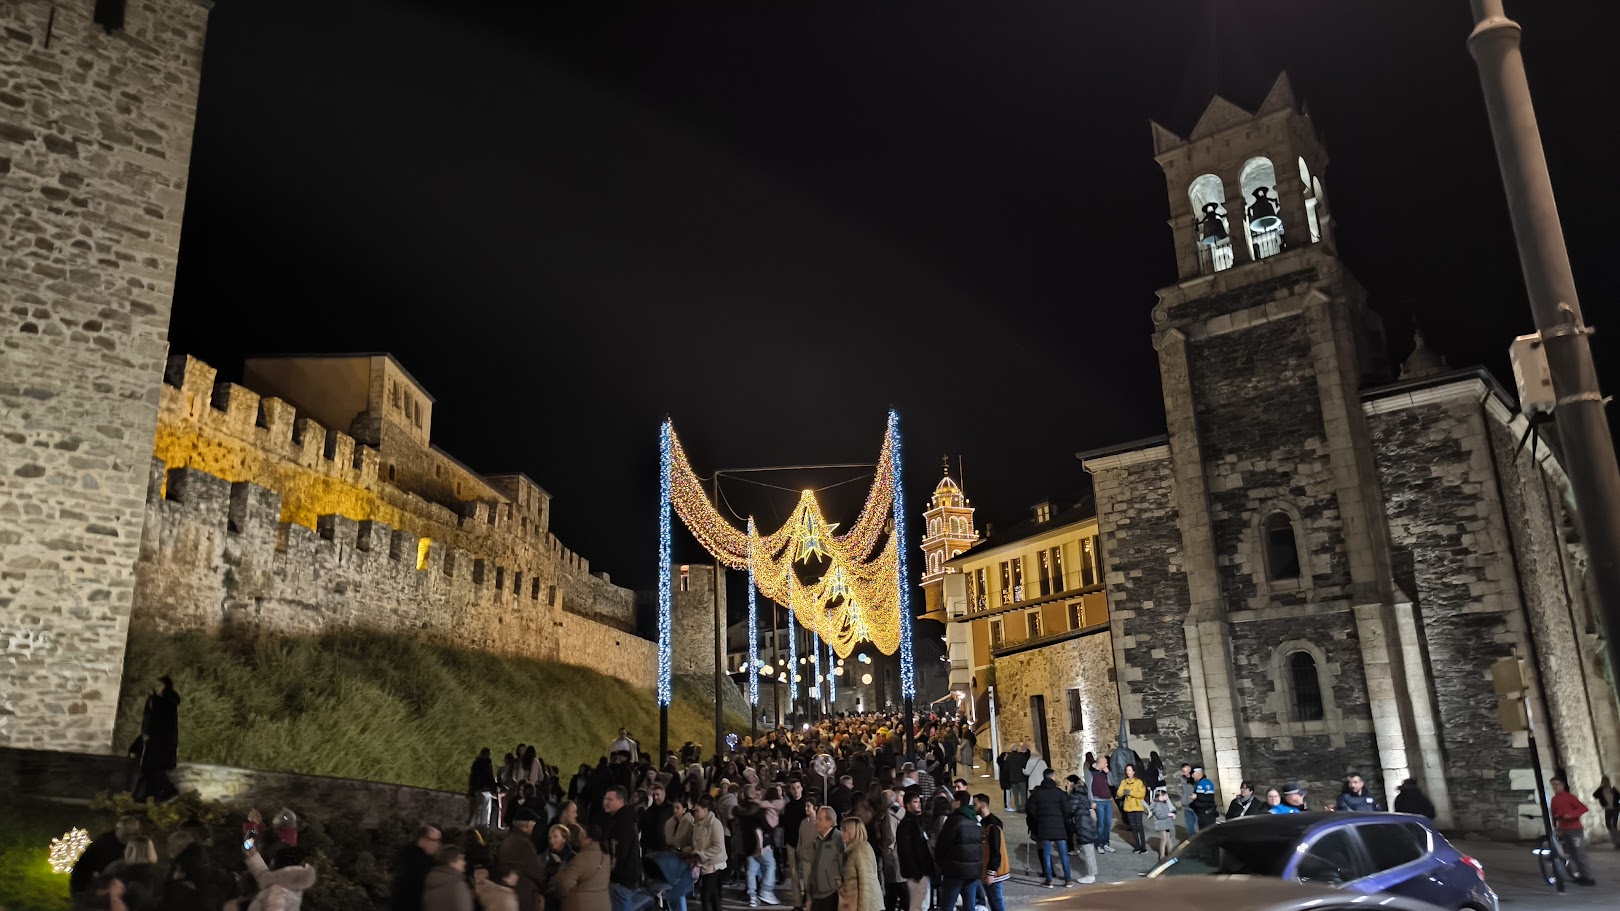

{"left": 919, "top": 459, "right": 978, "bottom": 623}
{"left": 0, "top": 1, "right": 211, "bottom": 752}
{"left": 1110, "top": 73, "right": 1441, "bottom": 807}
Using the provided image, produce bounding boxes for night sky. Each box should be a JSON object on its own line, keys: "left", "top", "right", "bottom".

{"left": 169, "top": 1, "right": 1618, "bottom": 605}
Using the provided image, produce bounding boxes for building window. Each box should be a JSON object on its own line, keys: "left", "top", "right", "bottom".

{"left": 1026, "top": 610, "right": 1041, "bottom": 639}
{"left": 495, "top": 567, "right": 505, "bottom": 591}
{"left": 989, "top": 618, "right": 1004, "bottom": 648}
{"left": 679, "top": 565, "right": 691, "bottom": 592}
{"left": 1289, "top": 651, "right": 1325, "bottom": 722}
{"left": 966, "top": 570, "right": 978, "bottom": 612}
{"left": 531, "top": 577, "right": 541, "bottom": 600}
{"left": 1189, "top": 172, "right": 1234, "bottom": 275}
{"left": 1009, "top": 557, "right": 1023, "bottom": 601}
{"left": 390, "top": 381, "right": 401, "bottom": 409}
{"left": 1037, "top": 550, "right": 1054, "bottom": 597}
{"left": 1081, "top": 537, "right": 1097, "bottom": 588}
{"left": 1069, "top": 600, "right": 1085, "bottom": 630}
{"left": 973, "top": 568, "right": 988, "bottom": 612}
{"left": 1050, "top": 546, "right": 1066, "bottom": 593}
{"left": 1066, "top": 688, "right": 1085, "bottom": 732}
{"left": 1241, "top": 155, "right": 1284, "bottom": 261}
{"left": 999, "top": 560, "right": 1012, "bottom": 604}
{"left": 1035, "top": 502, "right": 1051, "bottom": 523}
{"left": 1264, "top": 512, "right": 1302, "bottom": 581}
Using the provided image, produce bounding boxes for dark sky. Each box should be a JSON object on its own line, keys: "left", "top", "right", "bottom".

{"left": 170, "top": 1, "right": 1619, "bottom": 598}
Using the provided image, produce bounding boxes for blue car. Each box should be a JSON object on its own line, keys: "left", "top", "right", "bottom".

{"left": 1148, "top": 812, "right": 1498, "bottom": 911}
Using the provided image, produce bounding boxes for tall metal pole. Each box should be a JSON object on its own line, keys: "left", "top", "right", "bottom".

{"left": 1467, "top": 0, "right": 1620, "bottom": 694}
{"left": 772, "top": 603, "right": 781, "bottom": 726}
{"left": 713, "top": 473, "right": 726, "bottom": 759}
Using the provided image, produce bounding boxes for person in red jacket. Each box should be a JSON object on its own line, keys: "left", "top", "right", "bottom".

{"left": 1549, "top": 777, "right": 1596, "bottom": 886}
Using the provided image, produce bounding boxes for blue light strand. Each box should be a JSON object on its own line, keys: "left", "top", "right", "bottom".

{"left": 788, "top": 610, "right": 799, "bottom": 705}
{"left": 827, "top": 638, "right": 836, "bottom": 704}
{"left": 657, "top": 422, "right": 673, "bottom": 707}
{"left": 890, "top": 409, "right": 916, "bottom": 700}
{"left": 812, "top": 631, "right": 823, "bottom": 708}
{"left": 747, "top": 519, "right": 759, "bottom": 707}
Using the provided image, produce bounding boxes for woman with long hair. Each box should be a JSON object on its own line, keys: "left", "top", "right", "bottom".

{"left": 838, "top": 816, "right": 882, "bottom": 911}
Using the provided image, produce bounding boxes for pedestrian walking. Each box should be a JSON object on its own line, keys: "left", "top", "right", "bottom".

{"left": 1025, "top": 768, "right": 1073, "bottom": 887}
{"left": 499, "top": 810, "right": 548, "bottom": 911}
{"left": 1591, "top": 775, "right": 1618, "bottom": 843}
{"left": 1176, "top": 764, "right": 1197, "bottom": 837}
{"left": 391, "top": 824, "right": 443, "bottom": 911}
{"left": 556, "top": 824, "right": 614, "bottom": 911}
{"left": 470, "top": 749, "right": 498, "bottom": 829}
{"left": 804, "top": 807, "right": 847, "bottom": 911}
{"left": 972, "top": 795, "right": 1012, "bottom": 911}
{"left": 895, "top": 792, "right": 935, "bottom": 911}
{"left": 423, "top": 845, "right": 474, "bottom": 911}
{"left": 932, "top": 792, "right": 984, "bottom": 911}
{"left": 1392, "top": 780, "right": 1436, "bottom": 820}
{"left": 1550, "top": 777, "right": 1596, "bottom": 885}
{"left": 693, "top": 797, "right": 729, "bottom": 911}
{"left": 1061, "top": 777, "right": 1098, "bottom": 884}
{"left": 839, "top": 816, "right": 883, "bottom": 911}
{"left": 1115, "top": 765, "right": 1148, "bottom": 854}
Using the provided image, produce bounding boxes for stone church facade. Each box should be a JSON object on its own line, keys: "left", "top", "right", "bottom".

{"left": 1079, "top": 76, "right": 1619, "bottom": 839}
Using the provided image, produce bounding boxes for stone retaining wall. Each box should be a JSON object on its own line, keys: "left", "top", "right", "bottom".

{"left": 0, "top": 746, "right": 467, "bottom": 829}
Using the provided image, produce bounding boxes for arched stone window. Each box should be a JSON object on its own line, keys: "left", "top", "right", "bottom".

{"left": 1288, "top": 651, "right": 1325, "bottom": 722}
{"left": 1263, "top": 512, "right": 1301, "bottom": 581}
{"left": 1188, "top": 173, "right": 1233, "bottom": 274}
{"left": 1240, "top": 156, "right": 1283, "bottom": 260}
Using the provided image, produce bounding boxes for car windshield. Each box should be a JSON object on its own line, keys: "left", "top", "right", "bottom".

{"left": 1154, "top": 825, "right": 1302, "bottom": 877}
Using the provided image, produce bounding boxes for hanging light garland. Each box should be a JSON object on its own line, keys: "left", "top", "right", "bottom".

{"left": 660, "top": 413, "right": 908, "bottom": 661}
{"left": 889, "top": 409, "right": 916, "bottom": 700}
{"left": 747, "top": 519, "right": 759, "bottom": 707}
{"left": 657, "top": 423, "right": 673, "bottom": 707}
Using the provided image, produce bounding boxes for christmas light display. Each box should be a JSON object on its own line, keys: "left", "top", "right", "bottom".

{"left": 789, "top": 610, "right": 799, "bottom": 702}
{"left": 889, "top": 409, "right": 916, "bottom": 699}
{"left": 812, "top": 631, "right": 823, "bottom": 706}
{"left": 661, "top": 415, "right": 907, "bottom": 659}
{"left": 747, "top": 519, "right": 759, "bottom": 707}
{"left": 49, "top": 827, "right": 90, "bottom": 874}
{"left": 826, "top": 636, "right": 836, "bottom": 703}
{"left": 657, "top": 423, "right": 673, "bottom": 707}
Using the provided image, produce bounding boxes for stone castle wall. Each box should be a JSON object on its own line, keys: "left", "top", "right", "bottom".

{"left": 154, "top": 356, "right": 635, "bottom": 632}
{"left": 134, "top": 459, "right": 656, "bottom": 690}
{"left": 993, "top": 631, "right": 1118, "bottom": 778}
{"left": 0, "top": 0, "right": 211, "bottom": 753}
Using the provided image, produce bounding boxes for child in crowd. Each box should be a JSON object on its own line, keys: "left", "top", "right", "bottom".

{"left": 1149, "top": 787, "right": 1177, "bottom": 859}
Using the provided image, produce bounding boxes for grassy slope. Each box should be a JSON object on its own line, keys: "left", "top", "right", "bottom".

{"left": 0, "top": 801, "right": 91, "bottom": 911}
{"left": 114, "top": 627, "right": 748, "bottom": 793}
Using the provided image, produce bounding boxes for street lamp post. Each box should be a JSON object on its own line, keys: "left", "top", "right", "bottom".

{"left": 1467, "top": 0, "right": 1620, "bottom": 697}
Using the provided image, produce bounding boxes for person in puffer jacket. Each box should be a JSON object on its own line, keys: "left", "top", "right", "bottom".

{"left": 1062, "top": 775, "right": 1098, "bottom": 883}
{"left": 931, "top": 793, "right": 983, "bottom": 911}
{"left": 243, "top": 845, "right": 316, "bottom": 911}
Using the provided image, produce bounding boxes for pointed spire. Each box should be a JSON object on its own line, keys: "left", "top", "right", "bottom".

{"left": 1257, "top": 72, "right": 1297, "bottom": 115}
{"left": 1188, "top": 95, "right": 1256, "bottom": 141}
{"left": 1150, "top": 120, "right": 1188, "bottom": 155}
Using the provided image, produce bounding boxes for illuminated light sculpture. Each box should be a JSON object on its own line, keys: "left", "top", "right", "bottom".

{"left": 657, "top": 424, "right": 673, "bottom": 707}
{"left": 50, "top": 827, "right": 91, "bottom": 874}
{"left": 826, "top": 636, "right": 836, "bottom": 703}
{"left": 747, "top": 519, "right": 759, "bottom": 707}
{"left": 659, "top": 413, "right": 913, "bottom": 667}
{"left": 789, "top": 610, "right": 799, "bottom": 702}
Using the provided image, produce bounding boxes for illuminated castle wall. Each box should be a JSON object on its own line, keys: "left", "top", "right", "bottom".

{"left": 133, "top": 354, "right": 656, "bottom": 689}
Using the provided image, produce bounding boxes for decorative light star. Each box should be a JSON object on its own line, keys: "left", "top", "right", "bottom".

{"left": 793, "top": 507, "right": 838, "bottom": 564}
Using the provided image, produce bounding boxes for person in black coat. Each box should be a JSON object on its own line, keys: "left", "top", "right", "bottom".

{"left": 72, "top": 817, "right": 141, "bottom": 895}
{"left": 932, "top": 794, "right": 984, "bottom": 911}
{"left": 133, "top": 677, "right": 181, "bottom": 802}
{"left": 894, "top": 790, "right": 936, "bottom": 889}
{"left": 1225, "top": 782, "right": 1266, "bottom": 819}
{"left": 1024, "top": 770, "right": 1073, "bottom": 886}
{"left": 470, "top": 748, "right": 498, "bottom": 828}
{"left": 389, "top": 825, "right": 443, "bottom": 911}
{"left": 1393, "top": 779, "right": 1437, "bottom": 820}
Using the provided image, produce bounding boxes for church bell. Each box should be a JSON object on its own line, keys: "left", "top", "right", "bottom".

{"left": 1247, "top": 187, "right": 1282, "bottom": 232}
{"left": 1197, "top": 203, "right": 1228, "bottom": 245}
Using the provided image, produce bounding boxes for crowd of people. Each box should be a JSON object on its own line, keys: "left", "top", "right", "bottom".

{"left": 67, "top": 709, "right": 1618, "bottom": 911}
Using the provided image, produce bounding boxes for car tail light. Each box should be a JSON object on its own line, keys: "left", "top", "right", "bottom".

{"left": 1461, "top": 855, "right": 1486, "bottom": 880}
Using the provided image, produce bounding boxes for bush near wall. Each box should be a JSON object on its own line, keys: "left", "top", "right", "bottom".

{"left": 115, "top": 626, "right": 749, "bottom": 793}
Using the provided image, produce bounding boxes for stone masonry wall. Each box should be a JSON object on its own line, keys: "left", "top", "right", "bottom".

{"left": 1369, "top": 395, "right": 1535, "bottom": 838}
{"left": 1089, "top": 452, "right": 1199, "bottom": 763}
{"left": 0, "top": 0, "right": 211, "bottom": 752}
{"left": 155, "top": 356, "right": 636, "bottom": 634}
{"left": 993, "top": 631, "right": 1119, "bottom": 779}
{"left": 134, "top": 460, "right": 656, "bottom": 691}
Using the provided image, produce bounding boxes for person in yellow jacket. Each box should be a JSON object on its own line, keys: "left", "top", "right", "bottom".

{"left": 1115, "top": 765, "right": 1150, "bottom": 854}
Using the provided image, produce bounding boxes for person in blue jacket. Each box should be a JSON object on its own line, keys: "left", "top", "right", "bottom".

{"left": 1271, "top": 783, "right": 1308, "bottom": 814}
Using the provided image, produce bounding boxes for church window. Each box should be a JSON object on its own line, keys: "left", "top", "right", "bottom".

{"left": 1188, "top": 173, "right": 1234, "bottom": 274}
{"left": 1263, "top": 512, "right": 1302, "bottom": 581}
{"left": 1241, "top": 157, "right": 1284, "bottom": 261}
{"left": 1289, "top": 651, "right": 1326, "bottom": 722}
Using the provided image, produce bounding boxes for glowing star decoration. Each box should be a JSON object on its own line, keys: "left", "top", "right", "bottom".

{"left": 792, "top": 508, "right": 837, "bottom": 564}
{"left": 822, "top": 564, "right": 852, "bottom": 601}
{"left": 50, "top": 827, "right": 91, "bottom": 874}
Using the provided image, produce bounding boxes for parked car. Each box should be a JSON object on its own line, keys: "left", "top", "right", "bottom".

{"left": 1147, "top": 812, "right": 1497, "bottom": 911}
{"left": 1034, "top": 877, "right": 1451, "bottom": 911}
